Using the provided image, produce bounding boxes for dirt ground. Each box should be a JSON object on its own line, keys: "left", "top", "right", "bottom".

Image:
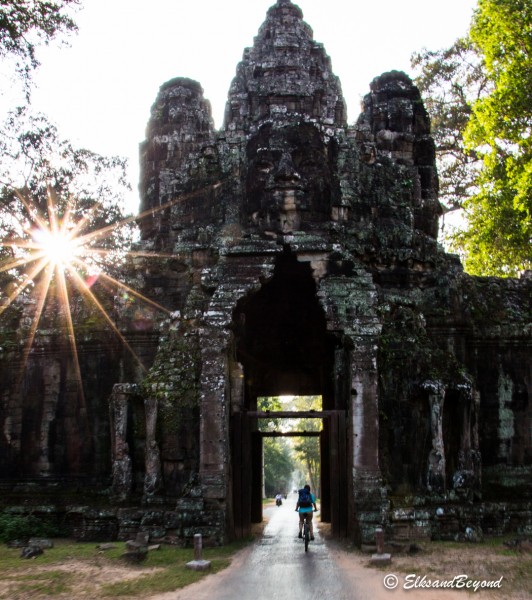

{"left": 327, "top": 535, "right": 531, "bottom": 600}
{"left": 1, "top": 525, "right": 530, "bottom": 600}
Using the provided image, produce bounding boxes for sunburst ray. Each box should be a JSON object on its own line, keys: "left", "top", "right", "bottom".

{"left": 0, "top": 179, "right": 225, "bottom": 409}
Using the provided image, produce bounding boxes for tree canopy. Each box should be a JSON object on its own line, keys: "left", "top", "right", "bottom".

{"left": 460, "top": 0, "right": 532, "bottom": 276}
{"left": 0, "top": 108, "right": 133, "bottom": 327}
{"left": 0, "top": 0, "right": 79, "bottom": 96}
{"left": 0, "top": 1, "right": 134, "bottom": 322}
{"left": 413, "top": 0, "right": 532, "bottom": 276}
{"left": 258, "top": 395, "right": 321, "bottom": 497}
{"left": 411, "top": 38, "right": 487, "bottom": 210}
{"left": 263, "top": 438, "right": 294, "bottom": 497}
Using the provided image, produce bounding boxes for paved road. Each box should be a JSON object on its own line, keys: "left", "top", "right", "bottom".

{"left": 154, "top": 495, "right": 490, "bottom": 600}
{"left": 171, "top": 494, "right": 365, "bottom": 600}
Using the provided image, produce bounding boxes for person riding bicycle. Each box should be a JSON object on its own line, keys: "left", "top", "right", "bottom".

{"left": 295, "top": 484, "right": 317, "bottom": 541}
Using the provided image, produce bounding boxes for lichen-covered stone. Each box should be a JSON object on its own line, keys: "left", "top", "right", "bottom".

{"left": 0, "top": 0, "right": 530, "bottom": 545}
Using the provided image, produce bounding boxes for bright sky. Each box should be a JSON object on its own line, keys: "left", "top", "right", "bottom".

{"left": 6, "top": 0, "right": 478, "bottom": 213}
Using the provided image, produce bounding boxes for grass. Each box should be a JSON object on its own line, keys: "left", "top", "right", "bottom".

{"left": 0, "top": 539, "right": 246, "bottom": 599}
{"left": 6, "top": 571, "right": 72, "bottom": 597}
{"left": 365, "top": 536, "right": 532, "bottom": 598}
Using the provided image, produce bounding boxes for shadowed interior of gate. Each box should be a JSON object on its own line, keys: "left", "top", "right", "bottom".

{"left": 232, "top": 251, "right": 337, "bottom": 406}
{"left": 230, "top": 252, "right": 347, "bottom": 538}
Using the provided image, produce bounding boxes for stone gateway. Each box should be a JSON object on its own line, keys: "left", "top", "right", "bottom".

{"left": 1, "top": 0, "right": 530, "bottom": 545}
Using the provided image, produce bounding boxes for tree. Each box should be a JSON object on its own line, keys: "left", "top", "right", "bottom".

{"left": 0, "top": 0, "right": 79, "bottom": 97}
{"left": 0, "top": 2, "right": 150, "bottom": 385}
{"left": 458, "top": 0, "right": 532, "bottom": 276}
{"left": 257, "top": 395, "right": 283, "bottom": 431}
{"left": 263, "top": 437, "right": 295, "bottom": 497}
{"left": 258, "top": 395, "right": 322, "bottom": 497}
{"left": 291, "top": 396, "right": 321, "bottom": 497}
{"left": 0, "top": 1, "right": 133, "bottom": 294}
{"left": 0, "top": 107, "right": 132, "bottom": 255}
{"left": 411, "top": 38, "right": 488, "bottom": 211}
{"left": 413, "top": 0, "right": 532, "bottom": 276}
{"left": 0, "top": 107, "right": 134, "bottom": 331}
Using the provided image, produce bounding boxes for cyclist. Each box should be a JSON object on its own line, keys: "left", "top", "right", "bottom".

{"left": 295, "top": 484, "right": 318, "bottom": 540}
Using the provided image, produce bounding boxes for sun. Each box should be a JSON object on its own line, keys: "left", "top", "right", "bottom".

{"left": 31, "top": 226, "right": 79, "bottom": 267}
{"left": 1, "top": 181, "right": 222, "bottom": 404}
{"left": 0, "top": 187, "right": 175, "bottom": 404}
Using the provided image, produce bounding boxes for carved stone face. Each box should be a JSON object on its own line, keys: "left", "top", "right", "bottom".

{"left": 245, "top": 123, "right": 334, "bottom": 233}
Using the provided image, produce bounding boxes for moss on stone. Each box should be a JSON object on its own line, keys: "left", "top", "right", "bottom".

{"left": 140, "top": 326, "right": 201, "bottom": 435}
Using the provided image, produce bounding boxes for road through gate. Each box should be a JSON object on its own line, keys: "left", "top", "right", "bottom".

{"left": 231, "top": 410, "right": 347, "bottom": 540}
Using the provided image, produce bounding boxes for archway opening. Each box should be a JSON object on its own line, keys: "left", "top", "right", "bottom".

{"left": 259, "top": 395, "right": 322, "bottom": 500}
{"left": 232, "top": 251, "right": 336, "bottom": 407}
{"left": 230, "top": 252, "right": 347, "bottom": 539}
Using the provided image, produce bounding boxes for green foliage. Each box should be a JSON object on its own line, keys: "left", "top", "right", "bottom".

{"left": 413, "top": 0, "right": 531, "bottom": 276}
{"left": 412, "top": 37, "right": 487, "bottom": 210}
{"left": 0, "top": 512, "right": 64, "bottom": 542}
{"left": 459, "top": 0, "right": 532, "bottom": 275}
{"left": 292, "top": 432, "right": 320, "bottom": 496}
{"left": 0, "top": 0, "right": 79, "bottom": 97}
{"left": 257, "top": 395, "right": 283, "bottom": 431}
{"left": 258, "top": 395, "right": 321, "bottom": 495}
{"left": 289, "top": 396, "right": 321, "bottom": 495}
{"left": 263, "top": 437, "right": 295, "bottom": 496}
{"left": 468, "top": 0, "right": 532, "bottom": 146}
{"left": 450, "top": 156, "right": 531, "bottom": 275}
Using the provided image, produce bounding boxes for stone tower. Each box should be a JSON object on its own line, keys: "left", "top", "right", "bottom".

{"left": 1, "top": 0, "right": 530, "bottom": 544}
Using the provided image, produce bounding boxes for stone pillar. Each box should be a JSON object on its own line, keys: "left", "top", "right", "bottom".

{"left": 318, "top": 272, "right": 385, "bottom": 544}
{"left": 109, "top": 384, "right": 134, "bottom": 502}
{"left": 143, "top": 396, "right": 163, "bottom": 499}
{"left": 426, "top": 382, "right": 446, "bottom": 493}
{"left": 199, "top": 327, "right": 230, "bottom": 500}
{"left": 471, "top": 389, "right": 482, "bottom": 489}
{"left": 197, "top": 258, "right": 277, "bottom": 543}
{"left": 497, "top": 371, "right": 515, "bottom": 462}
{"left": 36, "top": 359, "right": 61, "bottom": 475}
{"left": 370, "top": 526, "right": 391, "bottom": 565}
{"left": 352, "top": 368, "right": 380, "bottom": 472}
{"left": 454, "top": 387, "right": 482, "bottom": 498}
{"left": 185, "top": 533, "right": 211, "bottom": 571}
{"left": 351, "top": 359, "right": 385, "bottom": 543}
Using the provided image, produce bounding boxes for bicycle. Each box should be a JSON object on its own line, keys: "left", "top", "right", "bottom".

{"left": 300, "top": 509, "right": 318, "bottom": 552}
{"left": 302, "top": 513, "right": 311, "bottom": 552}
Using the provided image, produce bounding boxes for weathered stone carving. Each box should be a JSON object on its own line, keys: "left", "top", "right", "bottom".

{"left": 244, "top": 121, "right": 337, "bottom": 233}
{"left": 143, "top": 397, "right": 163, "bottom": 498}
{"left": 426, "top": 383, "right": 446, "bottom": 494}
{"left": 0, "top": 0, "right": 530, "bottom": 545}
{"left": 110, "top": 384, "right": 135, "bottom": 502}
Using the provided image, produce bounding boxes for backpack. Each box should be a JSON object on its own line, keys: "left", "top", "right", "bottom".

{"left": 298, "top": 488, "right": 312, "bottom": 508}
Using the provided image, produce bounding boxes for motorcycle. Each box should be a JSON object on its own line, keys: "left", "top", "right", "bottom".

{"left": 275, "top": 496, "right": 283, "bottom": 506}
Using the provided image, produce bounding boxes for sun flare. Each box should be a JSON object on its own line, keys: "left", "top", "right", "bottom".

{"left": 1, "top": 182, "right": 222, "bottom": 404}
{"left": 0, "top": 187, "right": 175, "bottom": 403}
{"left": 32, "top": 227, "right": 79, "bottom": 267}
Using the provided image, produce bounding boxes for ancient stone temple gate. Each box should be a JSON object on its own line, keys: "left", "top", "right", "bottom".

{"left": 1, "top": 0, "right": 531, "bottom": 545}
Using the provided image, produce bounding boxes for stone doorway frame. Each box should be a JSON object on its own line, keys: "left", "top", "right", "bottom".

{"left": 197, "top": 247, "right": 385, "bottom": 544}
{"left": 231, "top": 409, "right": 348, "bottom": 539}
